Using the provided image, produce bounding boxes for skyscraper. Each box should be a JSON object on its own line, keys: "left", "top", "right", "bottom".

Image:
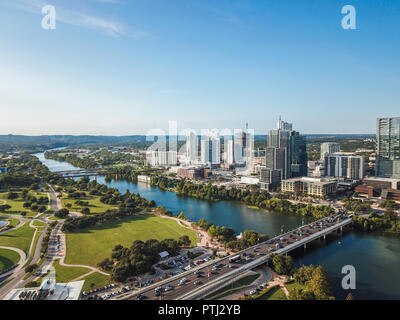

{"left": 234, "top": 129, "right": 253, "bottom": 167}
{"left": 324, "top": 153, "right": 364, "bottom": 180}
{"left": 261, "top": 118, "right": 307, "bottom": 190}
{"left": 376, "top": 117, "right": 400, "bottom": 178}
{"left": 186, "top": 131, "right": 197, "bottom": 164}
{"left": 201, "top": 132, "right": 220, "bottom": 166}
{"left": 320, "top": 142, "right": 340, "bottom": 160}
{"left": 224, "top": 139, "right": 234, "bottom": 165}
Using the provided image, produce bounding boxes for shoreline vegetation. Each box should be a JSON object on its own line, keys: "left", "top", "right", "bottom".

{"left": 45, "top": 151, "right": 337, "bottom": 220}
{"left": 42, "top": 151, "right": 400, "bottom": 239}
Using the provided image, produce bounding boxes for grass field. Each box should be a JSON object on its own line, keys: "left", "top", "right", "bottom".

{"left": 65, "top": 213, "right": 198, "bottom": 267}
{"left": 285, "top": 281, "right": 307, "bottom": 299}
{"left": 257, "top": 285, "right": 288, "bottom": 300}
{"left": 61, "top": 193, "right": 117, "bottom": 214}
{"left": 0, "top": 192, "right": 49, "bottom": 217}
{"left": 32, "top": 220, "right": 47, "bottom": 228}
{"left": 81, "top": 272, "right": 111, "bottom": 291}
{"left": 0, "top": 222, "right": 35, "bottom": 254}
{"left": 53, "top": 260, "right": 91, "bottom": 283}
{"left": 0, "top": 248, "right": 20, "bottom": 272}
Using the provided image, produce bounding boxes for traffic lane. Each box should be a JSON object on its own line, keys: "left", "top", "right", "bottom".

{"left": 135, "top": 266, "right": 231, "bottom": 300}
{"left": 130, "top": 215, "right": 348, "bottom": 300}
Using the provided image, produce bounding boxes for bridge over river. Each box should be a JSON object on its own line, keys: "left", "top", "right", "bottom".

{"left": 118, "top": 212, "right": 353, "bottom": 301}
{"left": 54, "top": 169, "right": 115, "bottom": 178}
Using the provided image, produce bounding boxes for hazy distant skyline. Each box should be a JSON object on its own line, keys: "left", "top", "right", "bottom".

{"left": 1, "top": 0, "right": 399, "bottom": 135}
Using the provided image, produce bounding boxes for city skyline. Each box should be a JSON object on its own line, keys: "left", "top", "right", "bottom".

{"left": 1, "top": 0, "right": 400, "bottom": 135}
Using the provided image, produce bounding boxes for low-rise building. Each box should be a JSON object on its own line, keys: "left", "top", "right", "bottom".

{"left": 354, "top": 185, "right": 376, "bottom": 197}
{"left": 240, "top": 176, "right": 260, "bottom": 185}
{"left": 137, "top": 175, "right": 151, "bottom": 183}
{"left": 177, "top": 167, "right": 205, "bottom": 179}
{"left": 381, "top": 189, "right": 400, "bottom": 202}
{"left": 4, "top": 279, "right": 84, "bottom": 300}
{"left": 281, "top": 177, "right": 337, "bottom": 197}
{"left": 363, "top": 177, "right": 400, "bottom": 191}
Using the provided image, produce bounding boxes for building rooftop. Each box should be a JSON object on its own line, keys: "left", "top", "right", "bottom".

{"left": 4, "top": 280, "right": 84, "bottom": 301}
{"left": 364, "top": 177, "right": 400, "bottom": 183}
{"left": 282, "top": 176, "right": 337, "bottom": 185}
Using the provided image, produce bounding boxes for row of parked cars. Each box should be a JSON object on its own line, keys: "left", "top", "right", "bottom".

{"left": 82, "top": 283, "right": 116, "bottom": 297}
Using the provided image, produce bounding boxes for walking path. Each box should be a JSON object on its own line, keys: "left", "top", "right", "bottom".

{"left": 0, "top": 246, "right": 27, "bottom": 278}
{"left": 157, "top": 213, "right": 218, "bottom": 250}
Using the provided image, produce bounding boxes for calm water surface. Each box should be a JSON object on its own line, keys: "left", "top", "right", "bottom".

{"left": 35, "top": 151, "right": 400, "bottom": 299}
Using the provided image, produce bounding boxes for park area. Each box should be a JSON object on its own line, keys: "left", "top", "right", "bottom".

{"left": 65, "top": 213, "right": 199, "bottom": 267}
{"left": 61, "top": 193, "right": 117, "bottom": 214}
{"left": 0, "top": 222, "right": 35, "bottom": 254}
{"left": 0, "top": 191, "right": 49, "bottom": 217}
{"left": 0, "top": 248, "right": 20, "bottom": 273}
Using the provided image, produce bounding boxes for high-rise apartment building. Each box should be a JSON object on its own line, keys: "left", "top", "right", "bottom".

{"left": 324, "top": 153, "right": 364, "bottom": 180}
{"left": 376, "top": 117, "right": 400, "bottom": 179}
{"left": 224, "top": 139, "right": 234, "bottom": 165}
{"left": 320, "top": 142, "right": 340, "bottom": 160}
{"left": 201, "top": 132, "right": 220, "bottom": 166}
{"left": 186, "top": 131, "right": 198, "bottom": 164}
{"left": 234, "top": 129, "right": 253, "bottom": 167}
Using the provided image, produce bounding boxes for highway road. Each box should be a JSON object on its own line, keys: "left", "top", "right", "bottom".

{"left": 124, "top": 211, "right": 351, "bottom": 300}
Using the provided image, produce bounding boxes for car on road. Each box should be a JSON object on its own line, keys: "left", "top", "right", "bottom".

{"left": 165, "top": 284, "right": 173, "bottom": 291}
{"left": 249, "top": 290, "right": 257, "bottom": 295}
{"left": 194, "top": 280, "right": 202, "bottom": 285}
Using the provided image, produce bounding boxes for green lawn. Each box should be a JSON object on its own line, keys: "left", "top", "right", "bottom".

{"left": 0, "top": 192, "right": 49, "bottom": 217}
{"left": 7, "top": 218, "right": 21, "bottom": 228}
{"left": 65, "top": 213, "right": 198, "bottom": 267}
{"left": 61, "top": 193, "right": 117, "bottom": 214}
{"left": 257, "top": 286, "right": 288, "bottom": 300}
{"left": 24, "top": 230, "right": 43, "bottom": 267}
{"left": 0, "top": 248, "right": 20, "bottom": 272}
{"left": 81, "top": 272, "right": 111, "bottom": 292}
{"left": 285, "top": 281, "right": 307, "bottom": 299}
{"left": 53, "top": 260, "right": 91, "bottom": 283}
{"left": 32, "top": 220, "right": 47, "bottom": 228}
{"left": 0, "top": 222, "right": 35, "bottom": 254}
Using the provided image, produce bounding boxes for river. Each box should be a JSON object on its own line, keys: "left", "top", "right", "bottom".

{"left": 35, "top": 151, "right": 400, "bottom": 300}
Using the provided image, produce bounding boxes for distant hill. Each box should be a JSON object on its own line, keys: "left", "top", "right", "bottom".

{"left": 0, "top": 133, "right": 376, "bottom": 153}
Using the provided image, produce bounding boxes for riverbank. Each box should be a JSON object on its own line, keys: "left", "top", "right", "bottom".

{"left": 34, "top": 151, "right": 400, "bottom": 299}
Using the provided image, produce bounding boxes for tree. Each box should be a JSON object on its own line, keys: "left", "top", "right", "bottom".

{"left": 25, "top": 264, "right": 37, "bottom": 273}
{"left": 178, "top": 235, "right": 191, "bottom": 246}
{"left": 98, "top": 258, "right": 113, "bottom": 271}
{"left": 7, "top": 192, "right": 18, "bottom": 200}
{"left": 346, "top": 292, "right": 355, "bottom": 300}
{"left": 270, "top": 254, "right": 294, "bottom": 276}
{"left": 55, "top": 208, "right": 69, "bottom": 218}
{"left": 82, "top": 207, "right": 90, "bottom": 215}
{"left": 0, "top": 204, "right": 11, "bottom": 212}
{"left": 308, "top": 266, "right": 333, "bottom": 300}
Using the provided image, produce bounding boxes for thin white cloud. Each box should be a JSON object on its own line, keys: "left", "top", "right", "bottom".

{"left": 5, "top": 0, "right": 149, "bottom": 38}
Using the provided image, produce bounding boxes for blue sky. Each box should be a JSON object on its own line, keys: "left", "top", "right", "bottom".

{"left": 1, "top": 0, "right": 399, "bottom": 135}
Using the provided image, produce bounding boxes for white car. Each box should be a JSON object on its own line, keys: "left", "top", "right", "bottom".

{"left": 249, "top": 290, "right": 257, "bottom": 295}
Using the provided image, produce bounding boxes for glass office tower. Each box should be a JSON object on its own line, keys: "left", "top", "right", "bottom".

{"left": 376, "top": 117, "right": 400, "bottom": 178}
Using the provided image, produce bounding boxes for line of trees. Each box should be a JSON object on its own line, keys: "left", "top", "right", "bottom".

{"left": 99, "top": 239, "right": 182, "bottom": 282}
{"left": 151, "top": 177, "right": 335, "bottom": 219}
